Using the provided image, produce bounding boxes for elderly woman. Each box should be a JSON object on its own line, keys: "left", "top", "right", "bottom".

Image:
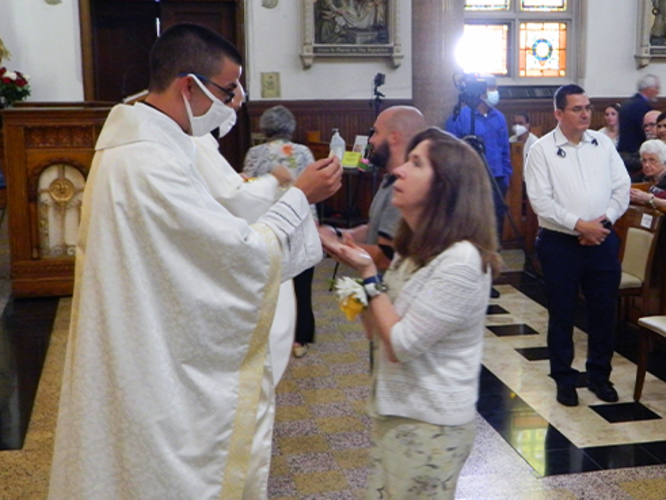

{"left": 324, "top": 128, "right": 501, "bottom": 499}
{"left": 243, "top": 105, "right": 318, "bottom": 358}
{"left": 630, "top": 139, "right": 666, "bottom": 209}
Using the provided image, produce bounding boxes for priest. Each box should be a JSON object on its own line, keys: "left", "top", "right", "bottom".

{"left": 48, "top": 23, "right": 341, "bottom": 500}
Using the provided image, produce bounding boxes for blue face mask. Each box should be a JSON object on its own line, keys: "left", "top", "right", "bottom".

{"left": 485, "top": 90, "right": 500, "bottom": 107}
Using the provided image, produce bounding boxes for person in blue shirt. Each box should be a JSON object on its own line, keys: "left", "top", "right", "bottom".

{"left": 444, "top": 75, "right": 512, "bottom": 243}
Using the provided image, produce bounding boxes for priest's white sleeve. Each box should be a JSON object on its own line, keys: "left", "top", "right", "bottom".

{"left": 193, "top": 134, "right": 281, "bottom": 223}
{"left": 257, "top": 188, "right": 323, "bottom": 281}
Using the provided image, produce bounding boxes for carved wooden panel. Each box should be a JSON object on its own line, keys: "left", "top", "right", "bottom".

{"left": 1, "top": 105, "right": 110, "bottom": 297}
{"left": 25, "top": 126, "right": 95, "bottom": 149}
{"left": 246, "top": 99, "right": 412, "bottom": 160}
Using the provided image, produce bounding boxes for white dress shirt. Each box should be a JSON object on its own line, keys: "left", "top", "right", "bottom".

{"left": 525, "top": 126, "right": 630, "bottom": 235}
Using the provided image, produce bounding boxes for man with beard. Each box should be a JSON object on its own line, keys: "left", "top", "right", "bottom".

{"left": 319, "top": 105, "right": 426, "bottom": 270}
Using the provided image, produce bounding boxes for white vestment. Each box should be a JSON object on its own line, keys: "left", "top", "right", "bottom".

{"left": 48, "top": 103, "right": 322, "bottom": 500}
{"left": 192, "top": 134, "right": 299, "bottom": 499}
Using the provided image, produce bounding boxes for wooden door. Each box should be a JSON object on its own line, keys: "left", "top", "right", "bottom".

{"left": 81, "top": 0, "right": 248, "bottom": 167}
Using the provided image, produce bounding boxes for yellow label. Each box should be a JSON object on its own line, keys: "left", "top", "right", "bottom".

{"left": 341, "top": 151, "right": 362, "bottom": 169}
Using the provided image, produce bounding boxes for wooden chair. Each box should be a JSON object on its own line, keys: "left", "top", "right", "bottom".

{"left": 615, "top": 205, "right": 665, "bottom": 326}
{"left": 634, "top": 315, "right": 666, "bottom": 401}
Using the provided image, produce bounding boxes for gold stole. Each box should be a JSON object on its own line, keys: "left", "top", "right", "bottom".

{"left": 220, "top": 223, "right": 282, "bottom": 499}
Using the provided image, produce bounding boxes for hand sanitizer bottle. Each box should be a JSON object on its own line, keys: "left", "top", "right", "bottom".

{"left": 329, "top": 128, "right": 346, "bottom": 161}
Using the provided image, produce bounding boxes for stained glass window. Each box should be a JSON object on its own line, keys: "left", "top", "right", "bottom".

{"left": 465, "top": 0, "right": 510, "bottom": 11}
{"left": 521, "top": 0, "right": 566, "bottom": 12}
{"left": 459, "top": 24, "right": 509, "bottom": 75}
{"left": 460, "top": 0, "right": 576, "bottom": 82}
{"left": 519, "top": 23, "right": 567, "bottom": 77}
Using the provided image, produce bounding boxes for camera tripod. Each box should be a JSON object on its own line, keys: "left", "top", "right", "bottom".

{"left": 453, "top": 94, "right": 545, "bottom": 293}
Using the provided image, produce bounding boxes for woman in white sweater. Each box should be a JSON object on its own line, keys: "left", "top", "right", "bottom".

{"left": 324, "top": 127, "right": 501, "bottom": 499}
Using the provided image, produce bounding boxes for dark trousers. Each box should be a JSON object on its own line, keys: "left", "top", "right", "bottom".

{"left": 293, "top": 266, "right": 315, "bottom": 345}
{"left": 493, "top": 176, "right": 509, "bottom": 243}
{"left": 536, "top": 228, "right": 621, "bottom": 387}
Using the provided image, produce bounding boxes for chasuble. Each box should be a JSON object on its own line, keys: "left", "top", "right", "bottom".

{"left": 48, "top": 103, "right": 321, "bottom": 500}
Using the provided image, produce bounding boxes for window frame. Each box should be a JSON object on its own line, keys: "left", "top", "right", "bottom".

{"left": 462, "top": 0, "right": 581, "bottom": 86}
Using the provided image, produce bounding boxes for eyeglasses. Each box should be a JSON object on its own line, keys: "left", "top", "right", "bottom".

{"left": 565, "top": 105, "right": 594, "bottom": 114}
{"left": 644, "top": 122, "right": 657, "bottom": 129}
{"left": 181, "top": 73, "right": 236, "bottom": 104}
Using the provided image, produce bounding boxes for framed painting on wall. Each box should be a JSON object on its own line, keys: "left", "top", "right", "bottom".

{"left": 301, "top": 0, "right": 403, "bottom": 68}
{"left": 636, "top": 0, "right": 666, "bottom": 67}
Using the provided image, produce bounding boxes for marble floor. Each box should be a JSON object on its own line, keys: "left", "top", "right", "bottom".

{"left": 2, "top": 254, "right": 666, "bottom": 499}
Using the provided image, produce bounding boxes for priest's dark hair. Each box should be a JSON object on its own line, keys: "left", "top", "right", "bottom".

{"left": 393, "top": 127, "right": 502, "bottom": 277}
{"left": 148, "top": 23, "right": 243, "bottom": 92}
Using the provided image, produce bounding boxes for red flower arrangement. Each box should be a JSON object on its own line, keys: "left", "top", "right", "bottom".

{"left": 0, "top": 66, "right": 30, "bottom": 107}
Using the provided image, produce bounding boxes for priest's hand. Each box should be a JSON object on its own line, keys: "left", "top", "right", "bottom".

{"left": 294, "top": 157, "right": 342, "bottom": 204}
{"left": 270, "top": 165, "right": 294, "bottom": 188}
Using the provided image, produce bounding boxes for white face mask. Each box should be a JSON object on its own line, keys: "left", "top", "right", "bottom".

{"left": 485, "top": 90, "right": 500, "bottom": 107}
{"left": 513, "top": 124, "right": 528, "bottom": 136}
{"left": 217, "top": 109, "right": 237, "bottom": 138}
{"left": 182, "top": 73, "right": 236, "bottom": 137}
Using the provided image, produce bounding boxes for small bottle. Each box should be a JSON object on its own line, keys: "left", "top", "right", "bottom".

{"left": 329, "top": 128, "right": 346, "bottom": 161}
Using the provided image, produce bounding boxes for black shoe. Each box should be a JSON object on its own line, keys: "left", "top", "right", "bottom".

{"left": 556, "top": 385, "right": 579, "bottom": 406}
{"left": 588, "top": 380, "right": 619, "bottom": 402}
{"left": 490, "top": 287, "right": 500, "bottom": 298}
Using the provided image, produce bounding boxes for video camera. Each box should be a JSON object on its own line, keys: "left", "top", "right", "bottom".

{"left": 454, "top": 72, "right": 487, "bottom": 109}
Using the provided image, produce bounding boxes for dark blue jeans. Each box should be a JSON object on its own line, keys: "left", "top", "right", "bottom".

{"left": 493, "top": 176, "right": 509, "bottom": 243}
{"left": 536, "top": 228, "right": 621, "bottom": 387}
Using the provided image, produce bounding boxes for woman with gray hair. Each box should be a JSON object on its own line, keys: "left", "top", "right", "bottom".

{"left": 629, "top": 139, "right": 666, "bottom": 209}
{"left": 244, "top": 105, "right": 314, "bottom": 179}
{"left": 244, "top": 105, "right": 318, "bottom": 358}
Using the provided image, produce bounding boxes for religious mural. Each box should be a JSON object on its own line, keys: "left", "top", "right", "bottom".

{"left": 651, "top": 0, "right": 666, "bottom": 46}
{"left": 314, "top": 0, "right": 388, "bottom": 45}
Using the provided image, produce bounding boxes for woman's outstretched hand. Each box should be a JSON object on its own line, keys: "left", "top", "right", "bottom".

{"left": 325, "top": 234, "right": 376, "bottom": 277}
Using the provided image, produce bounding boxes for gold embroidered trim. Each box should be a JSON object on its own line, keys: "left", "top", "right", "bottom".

{"left": 219, "top": 223, "right": 281, "bottom": 499}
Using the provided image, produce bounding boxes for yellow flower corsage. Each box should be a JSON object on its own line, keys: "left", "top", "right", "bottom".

{"left": 333, "top": 276, "right": 368, "bottom": 321}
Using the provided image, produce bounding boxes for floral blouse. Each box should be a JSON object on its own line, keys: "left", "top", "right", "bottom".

{"left": 243, "top": 139, "right": 315, "bottom": 179}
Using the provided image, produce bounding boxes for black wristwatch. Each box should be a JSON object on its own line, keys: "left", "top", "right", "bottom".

{"left": 601, "top": 219, "right": 612, "bottom": 230}
{"left": 362, "top": 275, "right": 388, "bottom": 299}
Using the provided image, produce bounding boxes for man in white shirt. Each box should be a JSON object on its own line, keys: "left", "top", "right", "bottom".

{"left": 48, "top": 23, "right": 342, "bottom": 500}
{"left": 525, "top": 84, "right": 630, "bottom": 408}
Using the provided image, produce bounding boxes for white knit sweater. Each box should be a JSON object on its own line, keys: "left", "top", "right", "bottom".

{"left": 373, "top": 240, "right": 491, "bottom": 426}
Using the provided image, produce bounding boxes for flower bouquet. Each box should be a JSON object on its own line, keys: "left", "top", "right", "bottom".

{"left": 333, "top": 276, "right": 368, "bottom": 321}
{"left": 0, "top": 67, "right": 30, "bottom": 107}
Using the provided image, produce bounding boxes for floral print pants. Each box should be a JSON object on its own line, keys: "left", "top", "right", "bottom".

{"left": 366, "top": 416, "right": 475, "bottom": 500}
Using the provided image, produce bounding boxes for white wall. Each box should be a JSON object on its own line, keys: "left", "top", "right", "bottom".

{"left": 0, "top": 0, "right": 83, "bottom": 102}
{"left": 4, "top": 0, "right": 666, "bottom": 103}
{"left": 245, "top": 1, "right": 412, "bottom": 101}
{"left": 583, "top": 0, "right": 666, "bottom": 97}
